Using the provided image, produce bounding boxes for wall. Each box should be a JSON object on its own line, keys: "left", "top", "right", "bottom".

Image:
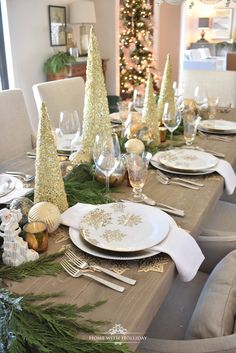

{"left": 155, "top": 3, "right": 181, "bottom": 83}
{"left": 94, "top": 0, "right": 120, "bottom": 96}
{"left": 2, "top": 0, "right": 119, "bottom": 132}
{"left": 184, "top": 1, "right": 236, "bottom": 47}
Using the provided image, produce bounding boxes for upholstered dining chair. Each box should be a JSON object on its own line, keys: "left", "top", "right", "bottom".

{"left": 138, "top": 249, "right": 236, "bottom": 353}
{"left": 0, "top": 89, "right": 34, "bottom": 163}
{"left": 181, "top": 70, "right": 236, "bottom": 107}
{"left": 32, "top": 77, "right": 85, "bottom": 129}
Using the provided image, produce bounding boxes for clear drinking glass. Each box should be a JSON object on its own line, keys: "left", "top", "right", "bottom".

{"left": 93, "top": 133, "right": 121, "bottom": 199}
{"left": 58, "top": 110, "right": 81, "bottom": 150}
{"left": 183, "top": 114, "right": 201, "bottom": 146}
{"left": 133, "top": 90, "right": 144, "bottom": 114}
{"left": 162, "top": 102, "right": 182, "bottom": 141}
{"left": 126, "top": 152, "right": 152, "bottom": 202}
{"left": 208, "top": 96, "right": 219, "bottom": 119}
{"left": 194, "top": 86, "right": 208, "bottom": 110}
{"left": 117, "top": 101, "right": 129, "bottom": 123}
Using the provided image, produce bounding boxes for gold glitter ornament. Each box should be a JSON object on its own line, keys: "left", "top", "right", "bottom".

{"left": 142, "top": 73, "right": 160, "bottom": 145}
{"left": 157, "top": 54, "right": 175, "bottom": 123}
{"left": 34, "top": 103, "right": 68, "bottom": 213}
{"left": 125, "top": 138, "right": 145, "bottom": 154}
{"left": 81, "top": 28, "right": 112, "bottom": 157}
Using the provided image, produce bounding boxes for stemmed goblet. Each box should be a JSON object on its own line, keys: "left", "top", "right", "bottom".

{"left": 58, "top": 110, "right": 81, "bottom": 151}
{"left": 93, "top": 133, "right": 121, "bottom": 200}
{"left": 162, "top": 102, "right": 182, "bottom": 142}
{"left": 126, "top": 152, "right": 152, "bottom": 202}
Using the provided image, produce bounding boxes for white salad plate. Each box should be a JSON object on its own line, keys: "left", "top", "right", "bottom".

{"left": 69, "top": 209, "right": 176, "bottom": 261}
{"left": 78, "top": 202, "right": 170, "bottom": 253}
{"left": 158, "top": 149, "right": 218, "bottom": 172}
{"left": 198, "top": 119, "right": 236, "bottom": 134}
{"left": 151, "top": 152, "right": 215, "bottom": 176}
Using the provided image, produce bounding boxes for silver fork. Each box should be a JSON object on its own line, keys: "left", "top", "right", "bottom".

{"left": 61, "top": 259, "right": 125, "bottom": 292}
{"left": 155, "top": 170, "right": 204, "bottom": 187}
{"left": 65, "top": 249, "right": 136, "bottom": 285}
{"left": 156, "top": 174, "right": 199, "bottom": 190}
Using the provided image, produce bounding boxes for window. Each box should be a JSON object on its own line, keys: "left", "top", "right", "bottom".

{"left": 0, "top": 1, "right": 9, "bottom": 89}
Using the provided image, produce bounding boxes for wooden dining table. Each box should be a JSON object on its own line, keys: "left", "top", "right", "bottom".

{"left": 1, "top": 109, "right": 236, "bottom": 351}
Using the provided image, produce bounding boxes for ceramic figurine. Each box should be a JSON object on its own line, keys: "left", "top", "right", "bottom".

{"left": 0, "top": 208, "right": 39, "bottom": 266}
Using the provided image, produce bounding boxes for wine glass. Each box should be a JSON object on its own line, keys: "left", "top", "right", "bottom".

{"left": 126, "top": 152, "right": 152, "bottom": 202}
{"left": 194, "top": 86, "right": 208, "bottom": 111}
{"left": 133, "top": 90, "right": 144, "bottom": 114}
{"left": 162, "top": 103, "right": 182, "bottom": 141}
{"left": 58, "top": 110, "right": 81, "bottom": 151}
{"left": 208, "top": 96, "right": 219, "bottom": 119}
{"left": 93, "top": 133, "right": 121, "bottom": 199}
{"left": 183, "top": 114, "right": 201, "bottom": 146}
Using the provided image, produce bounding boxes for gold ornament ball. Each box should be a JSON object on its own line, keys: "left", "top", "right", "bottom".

{"left": 69, "top": 151, "right": 92, "bottom": 166}
{"left": 125, "top": 138, "right": 145, "bottom": 154}
{"left": 28, "top": 202, "right": 61, "bottom": 233}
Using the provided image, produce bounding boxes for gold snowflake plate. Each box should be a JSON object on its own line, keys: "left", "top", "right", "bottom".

{"left": 159, "top": 149, "right": 217, "bottom": 171}
{"left": 80, "top": 202, "right": 170, "bottom": 252}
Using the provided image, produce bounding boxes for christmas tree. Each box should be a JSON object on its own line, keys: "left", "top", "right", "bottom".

{"left": 34, "top": 103, "right": 68, "bottom": 213}
{"left": 142, "top": 73, "right": 160, "bottom": 145}
{"left": 81, "top": 28, "right": 112, "bottom": 157}
{"left": 120, "top": 0, "right": 157, "bottom": 96}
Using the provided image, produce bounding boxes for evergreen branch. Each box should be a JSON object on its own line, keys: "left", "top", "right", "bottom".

{"left": 0, "top": 252, "right": 64, "bottom": 281}
{"left": 0, "top": 289, "right": 135, "bottom": 353}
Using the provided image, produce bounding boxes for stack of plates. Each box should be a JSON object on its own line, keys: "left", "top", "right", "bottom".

{"left": 69, "top": 202, "right": 175, "bottom": 260}
{"left": 198, "top": 120, "right": 236, "bottom": 135}
{"left": 151, "top": 149, "right": 218, "bottom": 176}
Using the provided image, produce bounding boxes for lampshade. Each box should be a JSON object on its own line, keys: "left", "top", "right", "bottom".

{"left": 198, "top": 18, "right": 210, "bottom": 29}
{"left": 70, "top": 0, "right": 96, "bottom": 24}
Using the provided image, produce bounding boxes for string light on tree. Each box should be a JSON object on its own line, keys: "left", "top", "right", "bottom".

{"left": 120, "top": 0, "right": 158, "bottom": 96}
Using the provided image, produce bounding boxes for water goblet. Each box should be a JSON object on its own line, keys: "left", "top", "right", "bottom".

{"left": 208, "top": 96, "right": 219, "bottom": 119}
{"left": 183, "top": 114, "right": 201, "bottom": 146}
{"left": 58, "top": 110, "right": 81, "bottom": 151}
{"left": 93, "top": 133, "right": 121, "bottom": 200}
{"left": 162, "top": 102, "right": 182, "bottom": 141}
{"left": 194, "top": 86, "right": 208, "bottom": 111}
{"left": 117, "top": 101, "right": 129, "bottom": 124}
{"left": 133, "top": 90, "right": 144, "bottom": 114}
{"left": 126, "top": 152, "right": 152, "bottom": 202}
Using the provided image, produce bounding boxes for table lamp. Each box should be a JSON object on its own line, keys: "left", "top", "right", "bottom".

{"left": 198, "top": 17, "right": 210, "bottom": 42}
{"left": 69, "top": 0, "right": 96, "bottom": 56}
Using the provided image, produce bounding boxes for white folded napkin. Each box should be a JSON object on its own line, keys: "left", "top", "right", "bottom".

{"left": 212, "top": 159, "right": 236, "bottom": 195}
{"left": 0, "top": 188, "right": 34, "bottom": 204}
{"left": 61, "top": 202, "right": 205, "bottom": 282}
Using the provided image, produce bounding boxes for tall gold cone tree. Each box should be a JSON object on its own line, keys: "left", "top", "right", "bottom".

{"left": 81, "top": 28, "right": 112, "bottom": 157}
{"left": 34, "top": 103, "right": 68, "bottom": 213}
{"left": 157, "top": 54, "right": 175, "bottom": 122}
{"left": 142, "top": 73, "right": 160, "bottom": 145}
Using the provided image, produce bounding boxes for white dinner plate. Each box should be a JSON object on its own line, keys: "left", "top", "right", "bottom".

{"left": 158, "top": 149, "right": 218, "bottom": 172}
{"left": 0, "top": 175, "right": 15, "bottom": 197}
{"left": 151, "top": 153, "right": 215, "bottom": 176}
{"left": 79, "top": 203, "right": 170, "bottom": 253}
{"left": 198, "top": 119, "right": 236, "bottom": 133}
{"left": 69, "top": 210, "right": 176, "bottom": 261}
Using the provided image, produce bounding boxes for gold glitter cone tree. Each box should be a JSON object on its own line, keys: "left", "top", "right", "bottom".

{"left": 142, "top": 73, "right": 160, "bottom": 145}
{"left": 157, "top": 54, "right": 175, "bottom": 122}
{"left": 34, "top": 103, "right": 68, "bottom": 213}
{"left": 81, "top": 28, "right": 111, "bottom": 157}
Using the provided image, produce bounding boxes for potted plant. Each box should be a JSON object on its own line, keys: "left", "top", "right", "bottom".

{"left": 43, "top": 51, "right": 76, "bottom": 81}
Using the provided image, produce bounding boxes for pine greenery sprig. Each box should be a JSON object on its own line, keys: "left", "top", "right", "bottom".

{"left": 0, "top": 252, "right": 64, "bottom": 281}
{"left": 0, "top": 289, "right": 134, "bottom": 353}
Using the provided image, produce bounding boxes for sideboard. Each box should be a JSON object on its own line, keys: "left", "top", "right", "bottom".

{"left": 47, "top": 59, "right": 108, "bottom": 82}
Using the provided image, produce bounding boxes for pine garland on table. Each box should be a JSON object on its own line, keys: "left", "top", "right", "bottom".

{"left": 0, "top": 289, "right": 134, "bottom": 353}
